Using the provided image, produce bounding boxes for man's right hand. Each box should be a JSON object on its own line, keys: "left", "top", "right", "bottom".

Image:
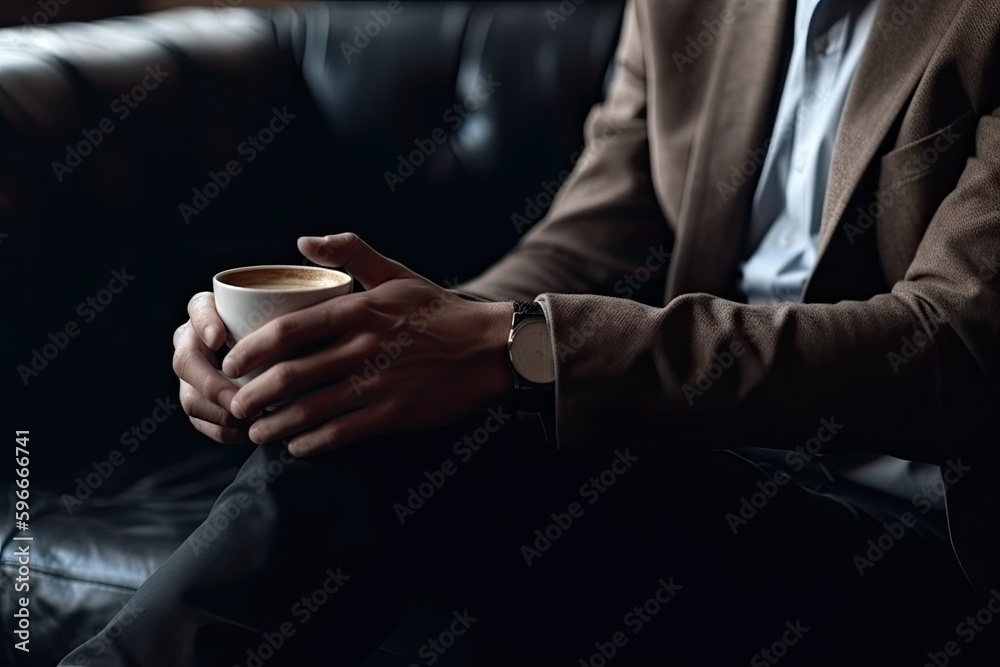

{"left": 172, "top": 292, "right": 255, "bottom": 444}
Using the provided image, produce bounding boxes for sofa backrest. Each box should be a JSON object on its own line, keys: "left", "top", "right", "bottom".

{"left": 0, "top": 2, "right": 624, "bottom": 477}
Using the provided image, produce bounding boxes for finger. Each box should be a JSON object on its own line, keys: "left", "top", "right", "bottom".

{"left": 173, "top": 321, "right": 191, "bottom": 349}
{"left": 187, "top": 292, "right": 226, "bottom": 351}
{"left": 287, "top": 403, "right": 393, "bottom": 457}
{"left": 188, "top": 416, "right": 251, "bottom": 445}
{"left": 298, "top": 233, "right": 416, "bottom": 290}
{"left": 172, "top": 326, "right": 240, "bottom": 410}
{"left": 247, "top": 381, "right": 363, "bottom": 445}
{"left": 180, "top": 381, "right": 256, "bottom": 427}
{"left": 230, "top": 336, "right": 370, "bottom": 419}
{"left": 221, "top": 296, "right": 360, "bottom": 378}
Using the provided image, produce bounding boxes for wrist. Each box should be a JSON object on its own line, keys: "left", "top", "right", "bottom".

{"left": 476, "top": 300, "right": 516, "bottom": 402}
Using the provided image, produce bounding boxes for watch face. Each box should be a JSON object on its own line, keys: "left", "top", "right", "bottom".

{"left": 510, "top": 320, "right": 555, "bottom": 384}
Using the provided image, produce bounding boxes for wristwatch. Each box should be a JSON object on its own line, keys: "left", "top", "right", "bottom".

{"left": 507, "top": 301, "right": 555, "bottom": 390}
{"left": 506, "top": 301, "right": 556, "bottom": 439}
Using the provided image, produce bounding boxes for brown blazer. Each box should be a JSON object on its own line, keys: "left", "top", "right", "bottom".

{"left": 461, "top": 0, "right": 1000, "bottom": 593}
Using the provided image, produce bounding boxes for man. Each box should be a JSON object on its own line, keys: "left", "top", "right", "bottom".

{"left": 64, "top": 0, "right": 1000, "bottom": 664}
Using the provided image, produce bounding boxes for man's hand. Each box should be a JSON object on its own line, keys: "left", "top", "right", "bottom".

{"left": 172, "top": 293, "right": 256, "bottom": 444}
{"left": 223, "top": 233, "right": 514, "bottom": 457}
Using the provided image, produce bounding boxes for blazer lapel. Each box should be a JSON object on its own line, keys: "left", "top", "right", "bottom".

{"left": 814, "top": 0, "right": 965, "bottom": 259}
{"left": 666, "top": 0, "right": 791, "bottom": 300}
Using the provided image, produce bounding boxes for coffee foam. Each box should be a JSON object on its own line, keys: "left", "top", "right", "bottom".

{"left": 218, "top": 267, "right": 349, "bottom": 290}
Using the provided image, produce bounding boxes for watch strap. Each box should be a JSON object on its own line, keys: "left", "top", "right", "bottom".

{"left": 511, "top": 300, "right": 545, "bottom": 325}
{"left": 508, "top": 301, "right": 556, "bottom": 438}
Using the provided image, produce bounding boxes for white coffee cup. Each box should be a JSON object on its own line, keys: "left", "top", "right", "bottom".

{"left": 213, "top": 265, "right": 353, "bottom": 387}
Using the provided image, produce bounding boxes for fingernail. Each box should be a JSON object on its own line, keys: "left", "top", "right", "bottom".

{"left": 205, "top": 325, "right": 221, "bottom": 348}
{"left": 222, "top": 357, "right": 237, "bottom": 378}
{"left": 248, "top": 424, "right": 262, "bottom": 444}
{"left": 230, "top": 398, "right": 246, "bottom": 420}
{"left": 287, "top": 442, "right": 304, "bottom": 457}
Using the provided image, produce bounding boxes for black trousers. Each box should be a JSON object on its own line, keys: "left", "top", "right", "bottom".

{"left": 61, "top": 409, "right": 983, "bottom": 667}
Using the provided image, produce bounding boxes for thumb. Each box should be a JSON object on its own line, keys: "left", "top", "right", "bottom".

{"left": 298, "top": 233, "right": 416, "bottom": 290}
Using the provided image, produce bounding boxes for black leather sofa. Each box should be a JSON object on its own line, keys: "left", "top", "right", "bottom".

{"left": 0, "top": 2, "right": 624, "bottom": 664}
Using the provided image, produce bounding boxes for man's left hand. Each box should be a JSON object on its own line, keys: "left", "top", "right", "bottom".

{"left": 223, "top": 233, "right": 514, "bottom": 457}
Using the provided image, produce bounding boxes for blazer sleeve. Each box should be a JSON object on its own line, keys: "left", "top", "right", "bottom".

{"left": 538, "top": 105, "right": 1000, "bottom": 464}
{"left": 457, "top": 0, "right": 670, "bottom": 305}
